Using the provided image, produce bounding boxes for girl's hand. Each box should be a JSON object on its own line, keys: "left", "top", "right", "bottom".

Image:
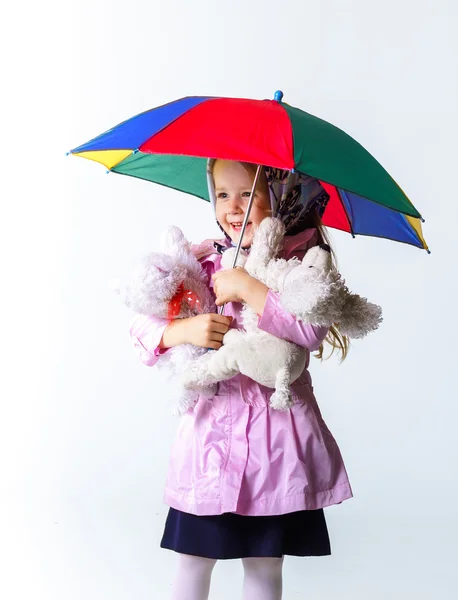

{"left": 212, "top": 268, "right": 270, "bottom": 315}
{"left": 183, "top": 313, "right": 233, "bottom": 349}
{"left": 212, "top": 268, "right": 252, "bottom": 306}
{"left": 160, "top": 314, "right": 233, "bottom": 350}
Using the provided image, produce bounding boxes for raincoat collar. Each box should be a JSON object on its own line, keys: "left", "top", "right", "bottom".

{"left": 191, "top": 227, "right": 317, "bottom": 264}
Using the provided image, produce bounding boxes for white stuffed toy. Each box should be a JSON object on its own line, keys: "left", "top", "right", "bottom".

{"left": 183, "top": 217, "right": 382, "bottom": 410}
{"left": 113, "top": 226, "right": 217, "bottom": 416}
{"left": 243, "top": 217, "right": 383, "bottom": 339}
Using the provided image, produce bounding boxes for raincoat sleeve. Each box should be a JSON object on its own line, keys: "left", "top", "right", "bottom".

{"left": 129, "top": 312, "right": 169, "bottom": 367}
{"left": 257, "top": 290, "right": 329, "bottom": 351}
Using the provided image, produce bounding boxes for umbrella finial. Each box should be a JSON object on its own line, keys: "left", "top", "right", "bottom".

{"left": 274, "top": 90, "right": 284, "bottom": 102}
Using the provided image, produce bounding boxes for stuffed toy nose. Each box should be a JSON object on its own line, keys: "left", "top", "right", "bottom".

{"left": 319, "top": 243, "right": 331, "bottom": 253}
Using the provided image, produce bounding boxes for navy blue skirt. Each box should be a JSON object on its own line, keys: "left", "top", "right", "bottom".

{"left": 160, "top": 507, "right": 331, "bottom": 559}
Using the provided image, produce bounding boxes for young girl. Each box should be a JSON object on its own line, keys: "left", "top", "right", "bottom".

{"left": 129, "top": 159, "right": 353, "bottom": 600}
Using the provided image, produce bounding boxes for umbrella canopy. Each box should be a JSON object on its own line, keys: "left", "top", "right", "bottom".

{"left": 70, "top": 91, "right": 428, "bottom": 251}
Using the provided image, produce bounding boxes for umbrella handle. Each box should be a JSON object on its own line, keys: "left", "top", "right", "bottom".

{"left": 218, "top": 164, "right": 263, "bottom": 316}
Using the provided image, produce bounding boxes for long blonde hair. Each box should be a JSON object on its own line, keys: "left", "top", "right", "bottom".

{"left": 305, "top": 210, "right": 350, "bottom": 362}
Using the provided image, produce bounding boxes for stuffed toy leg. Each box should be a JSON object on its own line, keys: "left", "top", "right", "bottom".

{"left": 183, "top": 326, "right": 307, "bottom": 410}
{"left": 182, "top": 223, "right": 308, "bottom": 410}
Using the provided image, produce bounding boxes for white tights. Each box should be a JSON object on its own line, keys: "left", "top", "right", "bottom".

{"left": 242, "top": 557, "right": 284, "bottom": 600}
{"left": 170, "top": 553, "right": 284, "bottom": 600}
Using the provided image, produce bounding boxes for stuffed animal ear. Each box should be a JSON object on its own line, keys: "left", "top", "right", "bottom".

{"left": 337, "top": 294, "right": 383, "bottom": 339}
{"left": 161, "top": 225, "right": 188, "bottom": 254}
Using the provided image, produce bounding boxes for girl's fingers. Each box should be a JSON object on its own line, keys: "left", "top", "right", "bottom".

{"left": 210, "top": 314, "right": 232, "bottom": 326}
{"left": 207, "top": 340, "right": 223, "bottom": 350}
{"left": 214, "top": 294, "right": 232, "bottom": 306}
{"left": 209, "top": 332, "right": 225, "bottom": 342}
{"left": 209, "top": 323, "right": 229, "bottom": 335}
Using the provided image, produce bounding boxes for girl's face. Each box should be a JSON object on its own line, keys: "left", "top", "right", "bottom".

{"left": 213, "top": 160, "right": 272, "bottom": 248}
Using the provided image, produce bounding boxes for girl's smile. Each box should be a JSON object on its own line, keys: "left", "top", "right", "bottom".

{"left": 228, "top": 220, "right": 252, "bottom": 236}
{"left": 213, "top": 160, "right": 272, "bottom": 247}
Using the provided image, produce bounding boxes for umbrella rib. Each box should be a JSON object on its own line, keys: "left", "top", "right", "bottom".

{"left": 348, "top": 230, "right": 430, "bottom": 252}
{"left": 401, "top": 214, "right": 430, "bottom": 252}
{"left": 335, "top": 186, "right": 356, "bottom": 238}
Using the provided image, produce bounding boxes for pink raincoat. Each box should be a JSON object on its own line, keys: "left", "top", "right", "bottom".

{"left": 129, "top": 228, "right": 353, "bottom": 516}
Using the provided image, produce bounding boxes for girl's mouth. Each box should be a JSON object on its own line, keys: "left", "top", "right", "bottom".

{"left": 230, "top": 221, "right": 252, "bottom": 234}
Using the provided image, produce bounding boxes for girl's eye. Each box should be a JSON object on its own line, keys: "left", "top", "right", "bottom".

{"left": 242, "top": 192, "right": 252, "bottom": 198}
{"left": 217, "top": 192, "right": 228, "bottom": 199}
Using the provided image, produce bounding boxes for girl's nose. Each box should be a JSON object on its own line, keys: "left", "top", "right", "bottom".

{"left": 227, "top": 196, "right": 243, "bottom": 213}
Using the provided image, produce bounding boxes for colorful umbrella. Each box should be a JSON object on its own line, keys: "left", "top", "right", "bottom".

{"left": 70, "top": 91, "right": 428, "bottom": 252}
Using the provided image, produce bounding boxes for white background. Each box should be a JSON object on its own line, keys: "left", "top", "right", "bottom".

{"left": 1, "top": 0, "right": 457, "bottom": 598}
